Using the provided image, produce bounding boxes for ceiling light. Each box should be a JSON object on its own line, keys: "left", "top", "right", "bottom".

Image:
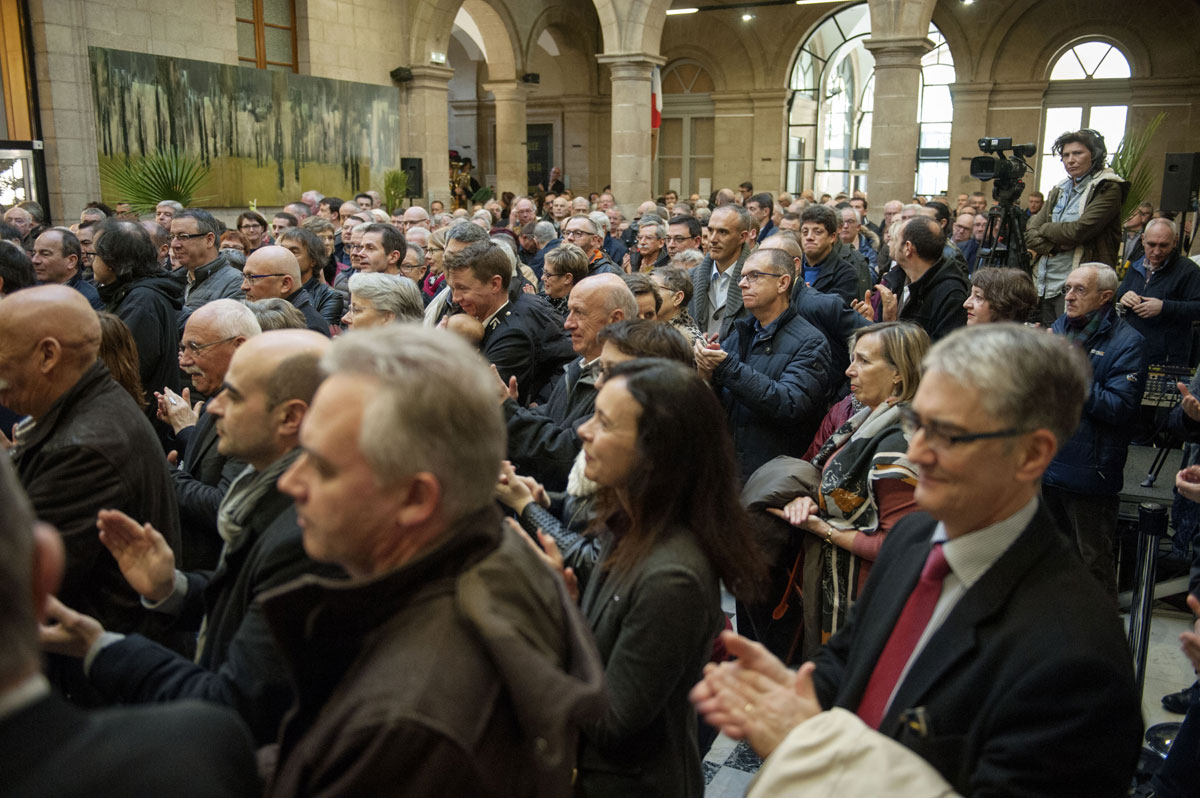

{"left": 742, "top": 12, "right": 755, "bottom": 20}
{"left": 666, "top": 7, "right": 698, "bottom": 14}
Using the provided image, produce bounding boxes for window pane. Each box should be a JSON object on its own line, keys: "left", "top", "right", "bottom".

{"left": 237, "top": 21, "right": 257, "bottom": 60}
{"left": 1087, "top": 105, "right": 1127, "bottom": 154}
{"left": 1073, "top": 42, "right": 1111, "bottom": 76}
{"left": 1043, "top": 106, "right": 1082, "bottom": 152}
{"left": 788, "top": 134, "right": 805, "bottom": 160}
{"left": 263, "top": 0, "right": 292, "bottom": 26}
{"left": 689, "top": 157, "right": 712, "bottom": 196}
{"left": 919, "top": 122, "right": 951, "bottom": 151}
{"left": 857, "top": 111, "right": 872, "bottom": 150}
{"left": 691, "top": 117, "right": 713, "bottom": 156}
{"left": 1050, "top": 52, "right": 1086, "bottom": 81}
{"left": 920, "top": 84, "right": 953, "bottom": 123}
{"left": 1039, "top": 155, "right": 1062, "bottom": 194}
{"left": 236, "top": 0, "right": 253, "bottom": 18}
{"left": 659, "top": 118, "right": 682, "bottom": 157}
{"left": 1093, "top": 48, "right": 1131, "bottom": 79}
{"left": 264, "top": 26, "right": 293, "bottom": 65}
{"left": 916, "top": 161, "right": 948, "bottom": 196}
{"left": 787, "top": 162, "right": 801, "bottom": 194}
{"left": 658, "top": 157, "right": 682, "bottom": 196}
{"left": 923, "top": 63, "right": 955, "bottom": 86}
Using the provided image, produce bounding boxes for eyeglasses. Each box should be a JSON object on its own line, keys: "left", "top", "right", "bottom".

{"left": 898, "top": 405, "right": 1031, "bottom": 448}
{"left": 178, "top": 335, "right": 239, "bottom": 355}
{"left": 239, "top": 223, "right": 263, "bottom": 231}
{"left": 665, "top": 235, "right": 696, "bottom": 245}
{"left": 839, "top": 219, "right": 858, "bottom": 227}
{"left": 169, "top": 232, "right": 207, "bottom": 242}
{"left": 739, "top": 270, "right": 786, "bottom": 283}
{"left": 543, "top": 271, "right": 563, "bottom": 279}
{"left": 563, "top": 229, "right": 594, "bottom": 239}
{"left": 242, "top": 272, "right": 289, "bottom": 281}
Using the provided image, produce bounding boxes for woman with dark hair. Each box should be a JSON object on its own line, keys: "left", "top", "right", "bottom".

{"left": 964, "top": 266, "right": 1038, "bottom": 324}
{"left": 236, "top": 210, "right": 269, "bottom": 252}
{"left": 97, "top": 311, "right": 148, "bottom": 411}
{"left": 92, "top": 219, "right": 181, "bottom": 425}
{"left": 277, "top": 227, "right": 344, "bottom": 327}
{"left": 300, "top": 215, "right": 338, "bottom": 284}
{"left": 532, "top": 358, "right": 765, "bottom": 798}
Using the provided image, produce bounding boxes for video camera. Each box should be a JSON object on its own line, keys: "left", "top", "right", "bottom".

{"left": 969, "top": 138, "right": 1036, "bottom": 196}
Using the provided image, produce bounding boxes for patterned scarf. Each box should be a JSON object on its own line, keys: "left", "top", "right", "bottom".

{"left": 1063, "top": 305, "right": 1109, "bottom": 345}
{"left": 811, "top": 401, "right": 917, "bottom": 637}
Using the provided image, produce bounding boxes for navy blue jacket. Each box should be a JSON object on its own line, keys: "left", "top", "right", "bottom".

{"left": 602, "top": 233, "right": 627, "bottom": 265}
{"left": 1044, "top": 309, "right": 1146, "bottom": 495}
{"left": 529, "top": 238, "right": 561, "bottom": 280}
{"left": 1116, "top": 250, "right": 1200, "bottom": 366}
{"left": 791, "top": 280, "right": 871, "bottom": 400}
{"left": 713, "top": 303, "right": 832, "bottom": 480}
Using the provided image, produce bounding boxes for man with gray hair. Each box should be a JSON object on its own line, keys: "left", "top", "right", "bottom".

{"left": 1044, "top": 262, "right": 1145, "bottom": 601}
{"left": 264, "top": 326, "right": 604, "bottom": 795}
{"left": 0, "top": 457, "right": 259, "bottom": 796}
{"left": 693, "top": 323, "right": 1141, "bottom": 797}
{"left": 345, "top": 272, "right": 425, "bottom": 326}
{"left": 156, "top": 199, "right": 184, "bottom": 228}
{"left": 562, "top": 212, "right": 620, "bottom": 277}
{"left": 1116, "top": 217, "right": 1200, "bottom": 366}
{"left": 155, "top": 299, "right": 263, "bottom": 570}
{"left": 528, "top": 219, "right": 560, "bottom": 279}
{"left": 628, "top": 216, "right": 669, "bottom": 273}
{"left": 502, "top": 273, "right": 638, "bottom": 490}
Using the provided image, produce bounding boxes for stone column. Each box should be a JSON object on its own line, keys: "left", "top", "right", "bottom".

{"left": 863, "top": 36, "right": 931, "bottom": 204}
{"left": 597, "top": 53, "right": 665, "bottom": 216}
{"left": 560, "top": 94, "right": 597, "bottom": 194}
{"left": 405, "top": 66, "right": 455, "bottom": 208}
{"left": 946, "top": 82, "right": 993, "bottom": 197}
{"left": 751, "top": 89, "right": 789, "bottom": 195}
{"left": 482, "top": 81, "right": 531, "bottom": 198}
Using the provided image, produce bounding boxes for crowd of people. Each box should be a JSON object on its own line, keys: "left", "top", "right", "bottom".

{"left": 2, "top": 125, "right": 1199, "bottom": 797}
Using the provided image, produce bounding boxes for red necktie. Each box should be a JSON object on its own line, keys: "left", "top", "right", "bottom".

{"left": 856, "top": 543, "right": 951, "bottom": 729}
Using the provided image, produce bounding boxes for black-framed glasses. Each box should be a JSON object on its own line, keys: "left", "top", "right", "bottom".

{"left": 739, "top": 270, "right": 785, "bottom": 283}
{"left": 178, "top": 335, "right": 239, "bottom": 355}
{"left": 169, "top": 232, "right": 208, "bottom": 242}
{"left": 242, "top": 272, "right": 289, "bottom": 281}
{"left": 239, "top": 223, "right": 263, "bottom": 231}
{"left": 563, "top": 229, "right": 594, "bottom": 239}
{"left": 665, "top": 235, "right": 696, "bottom": 244}
{"left": 898, "top": 405, "right": 1031, "bottom": 448}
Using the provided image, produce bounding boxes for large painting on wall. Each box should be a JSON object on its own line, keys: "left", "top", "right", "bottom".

{"left": 88, "top": 46, "right": 401, "bottom": 207}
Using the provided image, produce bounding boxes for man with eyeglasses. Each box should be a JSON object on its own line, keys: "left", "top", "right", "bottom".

{"left": 627, "top": 216, "right": 669, "bottom": 273}
{"left": 1042, "top": 262, "right": 1145, "bottom": 602}
{"left": 401, "top": 206, "right": 432, "bottom": 231}
{"left": 154, "top": 299, "right": 262, "bottom": 571}
{"left": 240, "top": 246, "right": 330, "bottom": 336}
{"left": 693, "top": 324, "right": 1140, "bottom": 797}
{"left": 558, "top": 214, "right": 620, "bottom": 278}
{"left": 173, "top": 209, "right": 245, "bottom": 334}
{"left": 694, "top": 247, "right": 831, "bottom": 480}
{"left": 665, "top": 215, "right": 702, "bottom": 260}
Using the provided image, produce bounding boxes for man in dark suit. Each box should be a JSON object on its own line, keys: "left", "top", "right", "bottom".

{"left": 446, "top": 239, "right": 573, "bottom": 404}
{"left": 693, "top": 323, "right": 1141, "bottom": 797}
{"left": 155, "top": 298, "right": 261, "bottom": 570}
{"left": 0, "top": 450, "right": 258, "bottom": 797}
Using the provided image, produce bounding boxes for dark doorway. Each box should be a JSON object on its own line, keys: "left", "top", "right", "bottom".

{"left": 526, "top": 124, "right": 553, "bottom": 193}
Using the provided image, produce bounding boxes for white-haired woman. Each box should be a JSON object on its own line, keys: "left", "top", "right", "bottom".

{"left": 340, "top": 272, "right": 424, "bottom": 329}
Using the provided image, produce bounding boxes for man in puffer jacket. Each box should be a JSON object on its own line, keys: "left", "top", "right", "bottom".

{"left": 1044, "top": 263, "right": 1146, "bottom": 601}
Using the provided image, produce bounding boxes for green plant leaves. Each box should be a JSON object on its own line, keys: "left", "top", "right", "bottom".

{"left": 98, "top": 150, "right": 211, "bottom": 213}
{"left": 1109, "top": 112, "right": 1166, "bottom": 219}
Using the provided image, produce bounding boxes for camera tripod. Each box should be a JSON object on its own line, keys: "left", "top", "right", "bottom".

{"left": 977, "top": 180, "right": 1032, "bottom": 273}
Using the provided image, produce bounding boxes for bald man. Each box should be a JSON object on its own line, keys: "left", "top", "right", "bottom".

{"left": 240, "top": 246, "right": 329, "bottom": 336}
{"left": 2, "top": 287, "right": 182, "bottom": 662}
{"left": 41, "top": 330, "right": 342, "bottom": 744}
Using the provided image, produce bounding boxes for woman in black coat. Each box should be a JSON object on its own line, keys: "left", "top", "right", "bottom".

{"left": 537, "top": 359, "right": 765, "bottom": 797}
{"left": 92, "top": 219, "right": 181, "bottom": 427}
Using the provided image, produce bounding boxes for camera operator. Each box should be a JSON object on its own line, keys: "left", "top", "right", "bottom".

{"left": 1025, "top": 129, "right": 1129, "bottom": 326}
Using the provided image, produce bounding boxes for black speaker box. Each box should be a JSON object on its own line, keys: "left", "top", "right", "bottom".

{"left": 1160, "top": 152, "right": 1200, "bottom": 212}
{"left": 401, "top": 157, "right": 423, "bottom": 199}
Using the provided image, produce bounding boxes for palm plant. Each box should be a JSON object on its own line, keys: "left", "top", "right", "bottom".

{"left": 99, "top": 150, "right": 210, "bottom": 213}
{"left": 384, "top": 169, "right": 409, "bottom": 211}
{"left": 1109, "top": 112, "right": 1166, "bottom": 218}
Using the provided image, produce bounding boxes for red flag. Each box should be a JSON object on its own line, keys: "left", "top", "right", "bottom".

{"left": 650, "top": 66, "right": 662, "bottom": 129}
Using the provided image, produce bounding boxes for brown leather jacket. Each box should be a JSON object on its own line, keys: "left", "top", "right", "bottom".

{"left": 262, "top": 507, "right": 606, "bottom": 798}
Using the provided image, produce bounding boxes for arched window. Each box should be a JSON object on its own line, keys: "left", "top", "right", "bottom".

{"left": 1038, "top": 41, "right": 1131, "bottom": 194}
{"left": 655, "top": 60, "right": 715, "bottom": 198}
{"left": 786, "top": 2, "right": 953, "bottom": 197}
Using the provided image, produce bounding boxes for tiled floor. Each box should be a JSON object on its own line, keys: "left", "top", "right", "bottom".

{"left": 701, "top": 605, "right": 1197, "bottom": 797}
